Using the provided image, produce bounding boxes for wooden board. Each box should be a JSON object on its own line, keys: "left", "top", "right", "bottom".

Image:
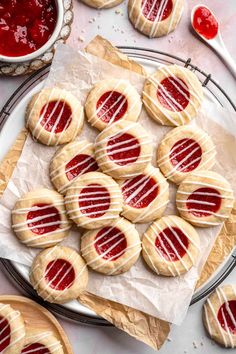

{"left": 0, "top": 295, "right": 73, "bottom": 354}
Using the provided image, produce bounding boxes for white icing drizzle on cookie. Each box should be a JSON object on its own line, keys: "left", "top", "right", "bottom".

{"left": 65, "top": 189, "right": 120, "bottom": 226}
{"left": 143, "top": 216, "right": 199, "bottom": 276}
{"left": 23, "top": 332, "right": 63, "bottom": 353}
{"left": 177, "top": 172, "right": 234, "bottom": 225}
{"left": 81, "top": 218, "right": 141, "bottom": 274}
{"left": 0, "top": 304, "right": 25, "bottom": 352}
{"left": 87, "top": 80, "right": 140, "bottom": 127}
{"left": 143, "top": 65, "right": 202, "bottom": 126}
{"left": 121, "top": 169, "right": 169, "bottom": 222}
{"left": 12, "top": 200, "right": 70, "bottom": 247}
{"left": 50, "top": 140, "right": 98, "bottom": 194}
{"left": 65, "top": 175, "right": 122, "bottom": 226}
{"left": 158, "top": 127, "right": 216, "bottom": 179}
{"left": 27, "top": 88, "right": 83, "bottom": 146}
{"left": 129, "top": 0, "right": 183, "bottom": 38}
{"left": 95, "top": 122, "right": 152, "bottom": 177}
{"left": 204, "top": 285, "right": 236, "bottom": 348}
{"left": 31, "top": 246, "right": 87, "bottom": 302}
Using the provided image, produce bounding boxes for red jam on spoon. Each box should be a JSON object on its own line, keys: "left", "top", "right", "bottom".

{"left": 192, "top": 6, "right": 218, "bottom": 40}
{"left": 0, "top": 0, "right": 57, "bottom": 57}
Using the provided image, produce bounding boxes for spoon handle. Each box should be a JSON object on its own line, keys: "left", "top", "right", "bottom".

{"left": 213, "top": 36, "right": 236, "bottom": 78}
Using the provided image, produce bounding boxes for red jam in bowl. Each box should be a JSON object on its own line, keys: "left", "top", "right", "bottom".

{"left": 192, "top": 6, "right": 218, "bottom": 40}
{"left": 0, "top": 0, "right": 57, "bottom": 57}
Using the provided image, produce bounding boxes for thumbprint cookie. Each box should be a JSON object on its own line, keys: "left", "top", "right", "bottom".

{"left": 30, "top": 246, "right": 88, "bottom": 304}
{"left": 81, "top": 217, "right": 141, "bottom": 275}
{"left": 12, "top": 189, "right": 71, "bottom": 248}
{"left": 203, "top": 285, "right": 236, "bottom": 348}
{"left": 143, "top": 65, "right": 203, "bottom": 126}
{"left": 119, "top": 165, "right": 169, "bottom": 223}
{"left": 0, "top": 303, "right": 25, "bottom": 354}
{"left": 142, "top": 215, "right": 200, "bottom": 276}
{"left": 21, "top": 331, "right": 63, "bottom": 354}
{"left": 128, "top": 0, "right": 184, "bottom": 38}
{"left": 85, "top": 79, "right": 142, "bottom": 131}
{"left": 81, "top": 0, "right": 124, "bottom": 9}
{"left": 94, "top": 121, "right": 153, "bottom": 179}
{"left": 176, "top": 171, "right": 234, "bottom": 227}
{"left": 65, "top": 172, "right": 123, "bottom": 229}
{"left": 157, "top": 125, "right": 216, "bottom": 184}
{"left": 50, "top": 139, "right": 99, "bottom": 195}
{"left": 26, "top": 87, "right": 84, "bottom": 146}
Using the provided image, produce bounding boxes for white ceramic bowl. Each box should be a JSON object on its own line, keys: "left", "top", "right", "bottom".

{"left": 0, "top": 0, "right": 64, "bottom": 63}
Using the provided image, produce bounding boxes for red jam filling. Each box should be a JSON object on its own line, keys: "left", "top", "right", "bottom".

{"left": 96, "top": 91, "right": 128, "bottom": 124}
{"left": 170, "top": 138, "right": 202, "bottom": 173}
{"left": 155, "top": 227, "right": 188, "bottom": 262}
{"left": 122, "top": 174, "right": 158, "bottom": 208}
{"left": 186, "top": 187, "right": 221, "bottom": 217}
{"left": 22, "top": 343, "right": 50, "bottom": 354}
{"left": 0, "top": 315, "right": 10, "bottom": 352}
{"left": 40, "top": 100, "right": 72, "bottom": 134}
{"left": 27, "top": 203, "right": 61, "bottom": 235}
{"left": 157, "top": 77, "right": 190, "bottom": 111}
{"left": 79, "top": 183, "right": 110, "bottom": 218}
{"left": 45, "top": 259, "right": 75, "bottom": 291}
{"left": 65, "top": 154, "right": 98, "bottom": 181}
{"left": 193, "top": 6, "right": 218, "bottom": 40}
{"left": 217, "top": 300, "right": 236, "bottom": 334}
{"left": 107, "top": 133, "right": 140, "bottom": 166}
{"left": 142, "top": 0, "right": 173, "bottom": 22}
{"left": 0, "top": 0, "right": 57, "bottom": 57}
{"left": 95, "top": 227, "right": 127, "bottom": 261}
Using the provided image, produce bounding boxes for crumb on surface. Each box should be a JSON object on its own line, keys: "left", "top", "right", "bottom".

{"left": 78, "top": 36, "right": 85, "bottom": 42}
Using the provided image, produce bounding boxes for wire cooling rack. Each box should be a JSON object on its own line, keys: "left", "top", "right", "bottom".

{"left": 0, "top": 47, "right": 235, "bottom": 325}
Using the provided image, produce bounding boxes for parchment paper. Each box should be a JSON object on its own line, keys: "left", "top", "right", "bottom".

{"left": 0, "top": 42, "right": 236, "bottom": 327}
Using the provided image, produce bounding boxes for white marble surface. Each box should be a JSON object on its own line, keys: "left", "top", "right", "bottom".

{"left": 0, "top": 0, "right": 236, "bottom": 353}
